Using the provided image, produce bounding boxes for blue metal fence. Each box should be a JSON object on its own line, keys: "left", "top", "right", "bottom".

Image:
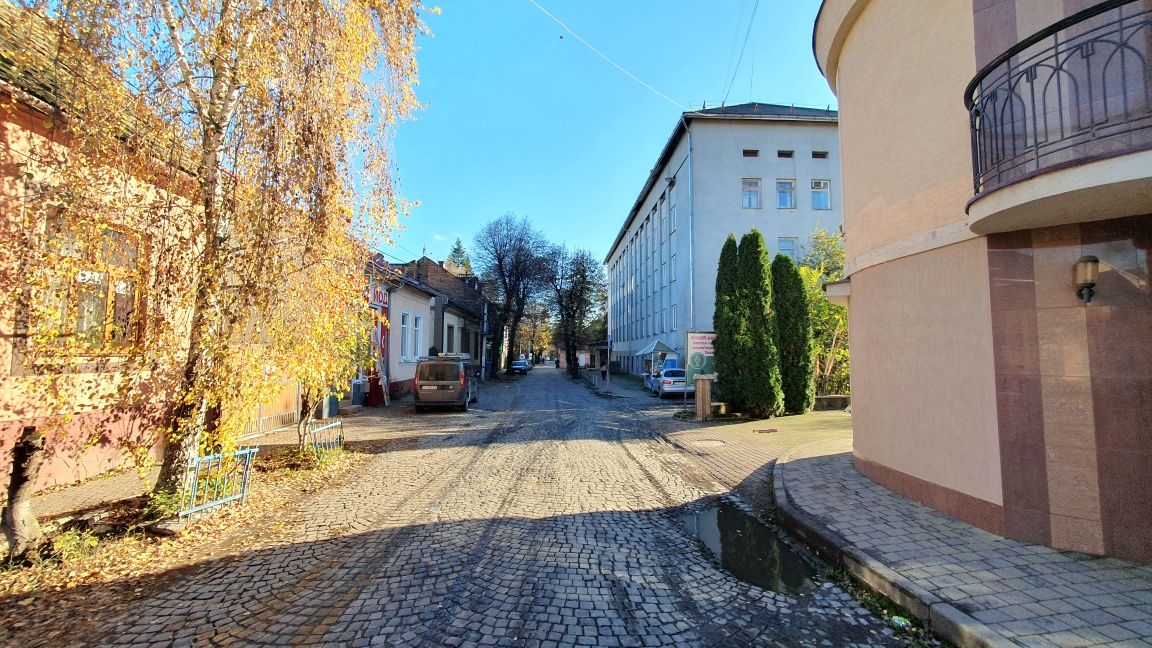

{"left": 308, "top": 420, "right": 344, "bottom": 461}
{"left": 178, "top": 447, "right": 258, "bottom": 518}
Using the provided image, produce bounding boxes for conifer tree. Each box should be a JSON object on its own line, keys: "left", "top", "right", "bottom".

{"left": 737, "top": 230, "right": 784, "bottom": 417}
{"left": 772, "top": 254, "right": 815, "bottom": 414}
{"left": 712, "top": 235, "right": 743, "bottom": 409}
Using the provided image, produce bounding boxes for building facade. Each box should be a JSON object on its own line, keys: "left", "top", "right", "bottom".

{"left": 815, "top": 0, "right": 1151, "bottom": 562}
{"left": 605, "top": 103, "right": 842, "bottom": 375}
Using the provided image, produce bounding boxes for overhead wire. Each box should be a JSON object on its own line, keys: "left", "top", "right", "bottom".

{"left": 722, "top": 0, "right": 760, "bottom": 107}
{"left": 525, "top": 0, "right": 686, "bottom": 110}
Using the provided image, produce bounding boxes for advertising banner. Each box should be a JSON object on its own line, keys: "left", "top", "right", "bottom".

{"left": 685, "top": 331, "right": 716, "bottom": 383}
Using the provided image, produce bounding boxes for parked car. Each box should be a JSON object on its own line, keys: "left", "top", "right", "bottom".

{"left": 508, "top": 360, "right": 530, "bottom": 375}
{"left": 414, "top": 353, "right": 478, "bottom": 413}
{"left": 654, "top": 368, "right": 695, "bottom": 398}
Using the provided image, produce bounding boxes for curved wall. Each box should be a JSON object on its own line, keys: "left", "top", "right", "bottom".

{"left": 818, "top": 0, "right": 1152, "bottom": 562}
{"left": 818, "top": 0, "right": 1005, "bottom": 521}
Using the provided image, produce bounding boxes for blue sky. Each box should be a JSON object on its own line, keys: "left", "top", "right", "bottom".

{"left": 386, "top": 0, "right": 837, "bottom": 266}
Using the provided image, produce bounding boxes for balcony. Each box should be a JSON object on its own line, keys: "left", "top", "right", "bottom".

{"left": 965, "top": 0, "right": 1152, "bottom": 235}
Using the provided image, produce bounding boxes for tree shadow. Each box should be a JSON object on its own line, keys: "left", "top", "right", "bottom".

{"left": 0, "top": 485, "right": 902, "bottom": 648}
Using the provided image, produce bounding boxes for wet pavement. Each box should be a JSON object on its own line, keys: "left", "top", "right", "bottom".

{"left": 27, "top": 367, "right": 911, "bottom": 647}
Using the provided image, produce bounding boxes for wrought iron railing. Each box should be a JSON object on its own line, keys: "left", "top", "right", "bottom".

{"left": 178, "top": 447, "right": 258, "bottom": 518}
{"left": 966, "top": 0, "right": 1152, "bottom": 195}
{"left": 307, "top": 420, "right": 344, "bottom": 461}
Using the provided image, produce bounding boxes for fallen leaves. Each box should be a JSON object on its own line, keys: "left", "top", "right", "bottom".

{"left": 0, "top": 446, "right": 370, "bottom": 641}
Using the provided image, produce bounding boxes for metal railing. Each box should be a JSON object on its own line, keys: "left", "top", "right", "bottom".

{"left": 307, "top": 420, "right": 344, "bottom": 461}
{"left": 178, "top": 447, "right": 258, "bottom": 518}
{"left": 966, "top": 0, "right": 1152, "bottom": 195}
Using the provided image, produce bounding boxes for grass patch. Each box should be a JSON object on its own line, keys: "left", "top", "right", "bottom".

{"left": 826, "top": 567, "right": 949, "bottom": 648}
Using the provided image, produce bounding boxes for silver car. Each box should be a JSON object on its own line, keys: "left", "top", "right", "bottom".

{"left": 654, "top": 368, "right": 695, "bottom": 398}
{"left": 414, "top": 354, "right": 478, "bottom": 412}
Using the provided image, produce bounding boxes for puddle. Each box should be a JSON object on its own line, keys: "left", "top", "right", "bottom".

{"left": 679, "top": 499, "right": 817, "bottom": 594}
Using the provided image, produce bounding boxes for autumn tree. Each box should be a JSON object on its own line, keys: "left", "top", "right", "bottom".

{"left": 5, "top": 0, "right": 427, "bottom": 502}
{"left": 519, "top": 300, "right": 552, "bottom": 361}
{"left": 771, "top": 254, "right": 814, "bottom": 414}
{"left": 737, "top": 230, "right": 783, "bottom": 418}
{"left": 712, "top": 235, "right": 744, "bottom": 409}
{"left": 472, "top": 214, "right": 547, "bottom": 373}
{"left": 800, "top": 227, "right": 849, "bottom": 395}
{"left": 546, "top": 247, "right": 605, "bottom": 378}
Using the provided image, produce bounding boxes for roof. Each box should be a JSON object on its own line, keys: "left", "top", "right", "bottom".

{"left": 634, "top": 339, "right": 677, "bottom": 356}
{"left": 603, "top": 102, "right": 839, "bottom": 264}
{"left": 689, "top": 102, "right": 838, "bottom": 120}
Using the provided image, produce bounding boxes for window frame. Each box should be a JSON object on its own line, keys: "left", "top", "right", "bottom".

{"left": 34, "top": 214, "right": 147, "bottom": 355}
{"left": 741, "top": 178, "right": 762, "bottom": 210}
{"left": 811, "top": 179, "right": 832, "bottom": 210}
{"left": 776, "top": 179, "right": 797, "bottom": 209}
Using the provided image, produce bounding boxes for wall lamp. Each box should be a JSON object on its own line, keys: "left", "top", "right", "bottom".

{"left": 1074, "top": 255, "right": 1100, "bottom": 303}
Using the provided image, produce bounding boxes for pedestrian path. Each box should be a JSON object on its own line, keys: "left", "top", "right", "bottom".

{"left": 639, "top": 404, "right": 1152, "bottom": 648}
{"left": 25, "top": 401, "right": 379, "bottom": 520}
{"left": 777, "top": 439, "right": 1152, "bottom": 648}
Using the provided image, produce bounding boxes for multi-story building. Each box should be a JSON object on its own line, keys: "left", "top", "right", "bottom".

{"left": 605, "top": 103, "right": 841, "bottom": 375}
{"left": 815, "top": 0, "right": 1150, "bottom": 562}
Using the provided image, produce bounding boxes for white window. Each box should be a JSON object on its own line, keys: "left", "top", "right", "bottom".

{"left": 778, "top": 237, "right": 797, "bottom": 258}
{"left": 670, "top": 254, "right": 677, "bottom": 282}
{"left": 742, "top": 178, "right": 762, "bottom": 209}
{"left": 812, "top": 179, "right": 831, "bottom": 210}
{"left": 413, "top": 315, "right": 424, "bottom": 358}
{"left": 400, "top": 312, "right": 410, "bottom": 359}
{"left": 662, "top": 262, "right": 668, "bottom": 287}
{"left": 671, "top": 304, "right": 677, "bottom": 331}
{"left": 776, "top": 180, "right": 796, "bottom": 209}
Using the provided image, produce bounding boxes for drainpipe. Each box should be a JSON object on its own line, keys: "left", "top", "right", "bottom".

{"left": 680, "top": 114, "right": 695, "bottom": 334}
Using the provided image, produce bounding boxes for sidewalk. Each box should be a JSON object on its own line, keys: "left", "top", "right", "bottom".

{"left": 776, "top": 439, "right": 1152, "bottom": 648}
{"left": 26, "top": 401, "right": 381, "bottom": 520}
{"left": 642, "top": 407, "right": 1152, "bottom": 648}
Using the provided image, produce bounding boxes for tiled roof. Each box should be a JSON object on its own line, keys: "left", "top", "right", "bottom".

{"left": 688, "top": 102, "right": 837, "bottom": 119}
{"left": 0, "top": 1, "right": 75, "bottom": 108}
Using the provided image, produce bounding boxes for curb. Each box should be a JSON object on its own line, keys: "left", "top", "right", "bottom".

{"left": 771, "top": 445, "right": 1017, "bottom": 648}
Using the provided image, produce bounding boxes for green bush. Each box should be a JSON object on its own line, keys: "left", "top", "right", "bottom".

{"left": 143, "top": 489, "right": 183, "bottom": 521}
{"left": 713, "top": 235, "right": 743, "bottom": 409}
{"left": 737, "top": 230, "right": 783, "bottom": 417}
{"left": 51, "top": 529, "right": 99, "bottom": 562}
{"left": 772, "top": 254, "right": 815, "bottom": 413}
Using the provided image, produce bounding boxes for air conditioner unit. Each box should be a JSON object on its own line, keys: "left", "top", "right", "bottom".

{"left": 811, "top": 180, "right": 830, "bottom": 190}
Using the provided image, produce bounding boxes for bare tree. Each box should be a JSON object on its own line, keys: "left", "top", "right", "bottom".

{"left": 472, "top": 215, "right": 547, "bottom": 373}
{"left": 547, "top": 247, "right": 605, "bottom": 378}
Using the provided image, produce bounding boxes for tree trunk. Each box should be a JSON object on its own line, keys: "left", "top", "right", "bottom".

{"left": 2, "top": 426, "right": 46, "bottom": 559}
{"left": 297, "top": 390, "right": 315, "bottom": 451}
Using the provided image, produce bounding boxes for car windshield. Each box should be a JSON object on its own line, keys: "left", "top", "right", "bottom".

{"left": 663, "top": 370, "right": 684, "bottom": 377}
{"left": 418, "top": 363, "right": 459, "bottom": 381}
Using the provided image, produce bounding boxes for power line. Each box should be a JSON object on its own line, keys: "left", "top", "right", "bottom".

{"left": 722, "top": 0, "right": 760, "bottom": 107}
{"left": 525, "top": 0, "right": 686, "bottom": 110}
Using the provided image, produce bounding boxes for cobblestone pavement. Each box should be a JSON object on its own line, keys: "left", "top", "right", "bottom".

{"left": 55, "top": 368, "right": 906, "bottom": 647}
{"left": 781, "top": 440, "right": 1152, "bottom": 648}
{"left": 611, "top": 379, "right": 1152, "bottom": 648}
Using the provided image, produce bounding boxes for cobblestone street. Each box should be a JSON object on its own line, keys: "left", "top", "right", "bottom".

{"left": 39, "top": 368, "right": 906, "bottom": 647}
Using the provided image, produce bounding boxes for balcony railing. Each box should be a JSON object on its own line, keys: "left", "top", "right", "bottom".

{"left": 966, "top": 0, "right": 1152, "bottom": 195}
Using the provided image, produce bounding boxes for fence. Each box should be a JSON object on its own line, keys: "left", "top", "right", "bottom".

{"left": 178, "top": 447, "right": 258, "bottom": 518}
{"left": 307, "top": 419, "right": 344, "bottom": 461}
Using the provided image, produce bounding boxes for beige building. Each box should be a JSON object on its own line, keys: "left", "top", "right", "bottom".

{"left": 815, "top": 0, "right": 1151, "bottom": 563}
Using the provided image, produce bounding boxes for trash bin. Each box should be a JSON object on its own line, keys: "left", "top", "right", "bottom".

{"left": 351, "top": 379, "right": 367, "bottom": 405}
